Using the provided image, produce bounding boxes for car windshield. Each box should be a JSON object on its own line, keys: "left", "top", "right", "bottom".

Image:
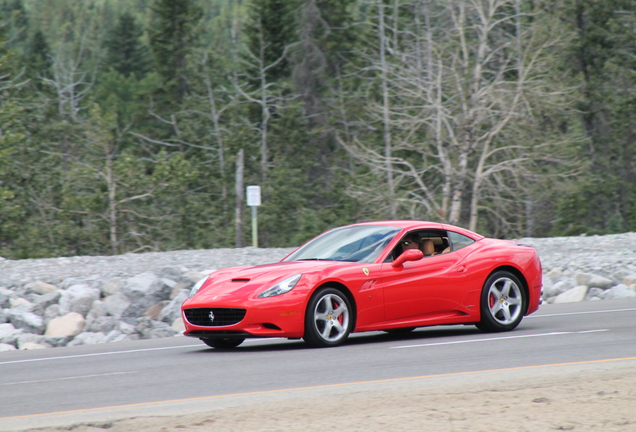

{"left": 284, "top": 225, "right": 401, "bottom": 263}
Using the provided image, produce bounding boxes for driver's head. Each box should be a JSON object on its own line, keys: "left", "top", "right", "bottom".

{"left": 401, "top": 234, "right": 421, "bottom": 250}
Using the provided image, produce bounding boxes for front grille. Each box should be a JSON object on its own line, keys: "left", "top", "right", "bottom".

{"left": 184, "top": 308, "right": 246, "bottom": 327}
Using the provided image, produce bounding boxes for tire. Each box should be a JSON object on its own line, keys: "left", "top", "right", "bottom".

{"left": 201, "top": 337, "right": 245, "bottom": 349}
{"left": 476, "top": 271, "right": 526, "bottom": 332}
{"left": 303, "top": 287, "right": 353, "bottom": 348}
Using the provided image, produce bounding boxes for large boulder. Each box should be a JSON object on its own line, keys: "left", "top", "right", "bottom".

{"left": 120, "top": 273, "right": 172, "bottom": 322}
{"left": 24, "top": 280, "right": 58, "bottom": 295}
{"left": 59, "top": 284, "right": 101, "bottom": 317}
{"left": 7, "top": 308, "right": 45, "bottom": 334}
{"left": 621, "top": 274, "right": 636, "bottom": 286}
{"left": 16, "top": 333, "right": 50, "bottom": 349}
{"left": 600, "top": 284, "right": 636, "bottom": 300}
{"left": 45, "top": 312, "right": 86, "bottom": 338}
{"left": 103, "top": 292, "right": 131, "bottom": 319}
{"left": 0, "top": 343, "right": 17, "bottom": 352}
{"left": 157, "top": 289, "right": 189, "bottom": 324}
{"left": 553, "top": 285, "right": 588, "bottom": 304}
{"left": 0, "top": 323, "right": 23, "bottom": 346}
{"left": 32, "top": 291, "right": 62, "bottom": 311}
{"left": 101, "top": 278, "right": 124, "bottom": 297}
{"left": 67, "top": 332, "right": 107, "bottom": 347}
{"left": 545, "top": 278, "right": 577, "bottom": 298}
{"left": 85, "top": 316, "right": 119, "bottom": 334}
{"left": 575, "top": 273, "right": 615, "bottom": 290}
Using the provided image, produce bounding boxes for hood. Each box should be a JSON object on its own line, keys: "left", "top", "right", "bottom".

{"left": 193, "top": 260, "right": 349, "bottom": 302}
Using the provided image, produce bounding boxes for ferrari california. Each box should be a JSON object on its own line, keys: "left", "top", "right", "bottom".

{"left": 181, "top": 221, "right": 543, "bottom": 348}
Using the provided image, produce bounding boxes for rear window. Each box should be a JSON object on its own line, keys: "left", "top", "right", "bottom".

{"left": 449, "top": 231, "right": 475, "bottom": 251}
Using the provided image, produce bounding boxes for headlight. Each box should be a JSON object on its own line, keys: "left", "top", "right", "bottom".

{"left": 258, "top": 274, "right": 302, "bottom": 298}
{"left": 188, "top": 276, "right": 209, "bottom": 298}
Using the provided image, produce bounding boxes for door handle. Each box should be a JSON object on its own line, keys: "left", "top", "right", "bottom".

{"left": 457, "top": 265, "right": 466, "bottom": 273}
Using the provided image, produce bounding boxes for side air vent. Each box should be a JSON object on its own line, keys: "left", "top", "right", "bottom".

{"left": 231, "top": 278, "right": 251, "bottom": 282}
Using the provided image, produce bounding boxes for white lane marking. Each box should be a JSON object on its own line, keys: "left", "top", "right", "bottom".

{"left": 391, "top": 329, "right": 609, "bottom": 349}
{"left": 1, "top": 371, "right": 135, "bottom": 386}
{"left": 0, "top": 338, "right": 278, "bottom": 366}
{"left": 0, "top": 344, "right": 200, "bottom": 366}
{"left": 528, "top": 307, "right": 636, "bottom": 318}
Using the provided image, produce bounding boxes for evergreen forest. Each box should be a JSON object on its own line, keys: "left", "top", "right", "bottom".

{"left": 0, "top": 0, "right": 635, "bottom": 259}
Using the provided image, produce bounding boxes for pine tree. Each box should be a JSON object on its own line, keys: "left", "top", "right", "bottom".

{"left": 23, "top": 30, "right": 51, "bottom": 81}
{"left": 148, "top": 0, "right": 203, "bottom": 104}
{"left": 104, "top": 13, "right": 149, "bottom": 79}
{"left": 243, "top": 0, "right": 299, "bottom": 85}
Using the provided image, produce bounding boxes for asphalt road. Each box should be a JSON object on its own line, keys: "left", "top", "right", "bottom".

{"left": 1, "top": 298, "right": 635, "bottom": 431}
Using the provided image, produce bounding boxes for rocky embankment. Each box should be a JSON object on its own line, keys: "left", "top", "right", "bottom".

{"left": 1, "top": 233, "right": 635, "bottom": 351}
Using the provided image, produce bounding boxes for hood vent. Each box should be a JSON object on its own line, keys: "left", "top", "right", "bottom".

{"left": 231, "top": 278, "right": 251, "bottom": 282}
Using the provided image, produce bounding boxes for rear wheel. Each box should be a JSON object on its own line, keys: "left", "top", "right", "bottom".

{"left": 201, "top": 337, "right": 245, "bottom": 349}
{"left": 303, "top": 287, "right": 353, "bottom": 348}
{"left": 476, "top": 271, "right": 526, "bottom": 332}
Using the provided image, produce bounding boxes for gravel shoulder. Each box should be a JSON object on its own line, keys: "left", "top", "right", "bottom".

{"left": 14, "top": 358, "right": 636, "bottom": 432}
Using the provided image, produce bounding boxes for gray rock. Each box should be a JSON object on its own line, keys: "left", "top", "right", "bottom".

{"left": 25, "top": 280, "right": 58, "bottom": 295}
{"left": 20, "top": 342, "right": 48, "bottom": 350}
{"left": 45, "top": 312, "right": 86, "bottom": 338}
{"left": 158, "top": 290, "right": 189, "bottom": 324}
{"left": 0, "top": 323, "right": 23, "bottom": 345}
{"left": 16, "top": 333, "right": 50, "bottom": 349}
{"left": 0, "top": 287, "right": 12, "bottom": 308}
{"left": 86, "top": 300, "right": 109, "bottom": 322}
{"left": 42, "top": 336, "right": 71, "bottom": 347}
{"left": 86, "top": 316, "right": 119, "bottom": 334}
{"left": 0, "top": 343, "right": 17, "bottom": 352}
{"left": 7, "top": 309, "right": 45, "bottom": 334}
{"left": 32, "top": 291, "right": 62, "bottom": 310}
{"left": 123, "top": 272, "right": 171, "bottom": 301}
{"left": 546, "top": 278, "right": 577, "bottom": 298}
{"left": 553, "top": 285, "right": 588, "bottom": 304}
{"left": 103, "top": 292, "right": 131, "bottom": 319}
{"left": 67, "top": 332, "right": 107, "bottom": 347}
{"left": 104, "top": 330, "right": 129, "bottom": 343}
{"left": 59, "top": 284, "right": 100, "bottom": 317}
{"left": 600, "top": 284, "right": 636, "bottom": 300}
{"left": 584, "top": 287, "right": 604, "bottom": 301}
{"left": 61, "top": 275, "right": 103, "bottom": 291}
{"left": 118, "top": 321, "right": 137, "bottom": 335}
{"left": 621, "top": 274, "right": 636, "bottom": 286}
{"left": 586, "top": 274, "right": 615, "bottom": 290}
{"left": 121, "top": 273, "right": 172, "bottom": 322}
{"left": 101, "top": 278, "right": 124, "bottom": 296}
{"left": 135, "top": 317, "right": 177, "bottom": 339}
{"left": 43, "top": 304, "right": 61, "bottom": 325}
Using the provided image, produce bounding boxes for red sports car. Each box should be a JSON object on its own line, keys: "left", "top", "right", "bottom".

{"left": 181, "top": 221, "right": 543, "bottom": 348}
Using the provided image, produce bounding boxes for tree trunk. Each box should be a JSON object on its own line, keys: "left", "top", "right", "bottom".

{"left": 235, "top": 149, "right": 244, "bottom": 248}
{"left": 378, "top": 0, "right": 397, "bottom": 219}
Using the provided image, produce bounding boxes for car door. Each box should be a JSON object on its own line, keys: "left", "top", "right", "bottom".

{"left": 380, "top": 250, "right": 469, "bottom": 321}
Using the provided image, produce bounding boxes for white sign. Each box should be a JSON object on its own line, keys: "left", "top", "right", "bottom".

{"left": 246, "top": 185, "right": 261, "bottom": 206}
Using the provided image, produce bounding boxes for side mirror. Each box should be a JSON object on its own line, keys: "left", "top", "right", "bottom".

{"left": 392, "top": 249, "right": 424, "bottom": 267}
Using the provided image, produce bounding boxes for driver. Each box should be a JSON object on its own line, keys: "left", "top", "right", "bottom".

{"left": 401, "top": 234, "right": 422, "bottom": 251}
{"left": 392, "top": 233, "right": 422, "bottom": 260}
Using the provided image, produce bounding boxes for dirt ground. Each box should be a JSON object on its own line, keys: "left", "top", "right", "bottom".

{"left": 13, "top": 360, "right": 636, "bottom": 432}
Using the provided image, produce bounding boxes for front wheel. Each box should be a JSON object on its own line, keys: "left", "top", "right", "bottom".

{"left": 476, "top": 271, "right": 526, "bottom": 332}
{"left": 303, "top": 287, "right": 353, "bottom": 348}
{"left": 201, "top": 337, "right": 245, "bottom": 349}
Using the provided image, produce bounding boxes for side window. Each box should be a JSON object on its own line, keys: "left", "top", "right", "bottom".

{"left": 448, "top": 231, "right": 475, "bottom": 251}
